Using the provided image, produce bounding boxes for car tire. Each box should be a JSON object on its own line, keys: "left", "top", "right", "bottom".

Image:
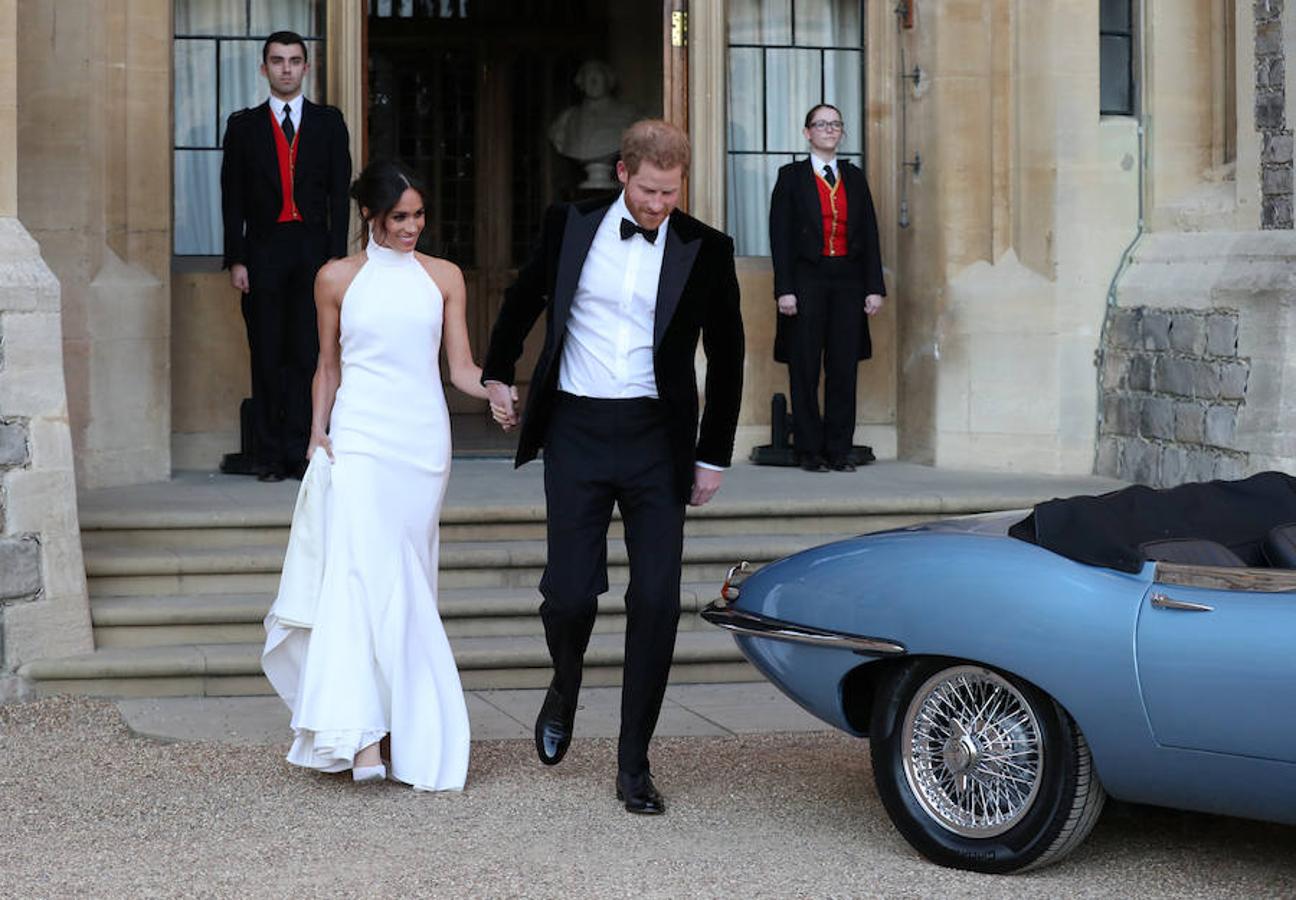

{"left": 869, "top": 658, "right": 1105, "bottom": 874}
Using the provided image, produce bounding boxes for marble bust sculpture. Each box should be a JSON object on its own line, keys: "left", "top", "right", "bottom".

{"left": 548, "top": 60, "right": 638, "bottom": 189}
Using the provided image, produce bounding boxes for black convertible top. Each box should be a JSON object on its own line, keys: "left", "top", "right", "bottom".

{"left": 1008, "top": 471, "right": 1296, "bottom": 572}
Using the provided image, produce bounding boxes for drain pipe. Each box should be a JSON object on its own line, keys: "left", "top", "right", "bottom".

{"left": 896, "top": 1, "right": 920, "bottom": 227}
{"left": 1094, "top": 0, "right": 1149, "bottom": 468}
{"left": 1102, "top": 120, "right": 1146, "bottom": 308}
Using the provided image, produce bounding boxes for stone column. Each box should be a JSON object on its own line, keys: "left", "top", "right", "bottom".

{"left": 328, "top": 0, "right": 364, "bottom": 252}
{"left": 894, "top": 0, "right": 1139, "bottom": 473}
{"left": 17, "top": 0, "right": 172, "bottom": 489}
{"left": 687, "top": 0, "right": 725, "bottom": 226}
{"left": 0, "top": 0, "right": 93, "bottom": 700}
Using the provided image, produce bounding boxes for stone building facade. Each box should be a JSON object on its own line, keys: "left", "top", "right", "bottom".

{"left": 2, "top": 0, "right": 1296, "bottom": 683}
{"left": 1094, "top": 1, "right": 1296, "bottom": 487}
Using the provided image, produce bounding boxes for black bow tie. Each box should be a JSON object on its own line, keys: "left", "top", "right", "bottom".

{"left": 620, "top": 217, "right": 659, "bottom": 244}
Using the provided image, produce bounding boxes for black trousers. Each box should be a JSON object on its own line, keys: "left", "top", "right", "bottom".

{"left": 242, "top": 223, "right": 326, "bottom": 471}
{"left": 786, "top": 257, "right": 865, "bottom": 463}
{"left": 540, "top": 392, "right": 685, "bottom": 776}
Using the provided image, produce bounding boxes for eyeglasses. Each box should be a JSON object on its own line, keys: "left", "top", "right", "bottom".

{"left": 809, "top": 120, "right": 845, "bottom": 132}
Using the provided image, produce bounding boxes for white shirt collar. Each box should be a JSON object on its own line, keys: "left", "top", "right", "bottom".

{"left": 270, "top": 94, "right": 303, "bottom": 118}
{"left": 810, "top": 151, "right": 838, "bottom": 177}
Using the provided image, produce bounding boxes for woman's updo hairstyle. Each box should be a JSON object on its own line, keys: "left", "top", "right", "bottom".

{"left": 350, "top": 159, "right": 425, "bottom": 230}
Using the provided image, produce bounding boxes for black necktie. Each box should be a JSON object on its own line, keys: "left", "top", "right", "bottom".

{"left": 620, "top": 217, "right": 658, "bottom": 244}
{"left": 281, "top": 106, "right": 295, "bottom": 144}
{"left": 823, "top": 164, "right": 836, "bottom": 187}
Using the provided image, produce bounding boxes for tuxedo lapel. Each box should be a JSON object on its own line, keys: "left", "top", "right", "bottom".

{"left": 551, "top": 201, "right": 608, "bottom": 343}
{"left": 797, "top": 158, "right": 819, "bottom": 227}
{"left": 653, "top": 217, "right": 701, "bottom": 351}
{"left": 253, "top": 102, "right": 279, "bottom": 187}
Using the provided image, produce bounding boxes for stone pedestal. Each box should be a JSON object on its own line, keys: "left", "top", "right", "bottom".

{"left": 0, "top": 217, "right": 92, "bottom": 698}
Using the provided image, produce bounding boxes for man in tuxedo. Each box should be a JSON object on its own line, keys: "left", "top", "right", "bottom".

{"left": 483, "top": 119, "right": 744, "bottom": 815}
{"left": 769, "top": 103, "right": 886, "bottom": 473}
{"left": 221, "top": 30, "right": 351, "bottom": 481}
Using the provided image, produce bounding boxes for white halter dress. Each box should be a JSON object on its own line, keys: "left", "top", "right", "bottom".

{"left": 262, "top": 237, "right": 470, "bottom": 791}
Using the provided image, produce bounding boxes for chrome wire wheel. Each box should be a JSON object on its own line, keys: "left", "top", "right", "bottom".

{"left": 899, "top": 665, "right": 1044, "bottom": 838}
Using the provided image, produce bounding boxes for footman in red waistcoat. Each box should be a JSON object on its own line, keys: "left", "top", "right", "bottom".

{"left": 769, "top": 103, "right": 887, "bottom": 473}
{"left": 221, "top": 30, "right": 352, "bottom": 482}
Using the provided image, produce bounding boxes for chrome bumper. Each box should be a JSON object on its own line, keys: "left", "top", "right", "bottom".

{"left": 701, "top": 600, "right": 907, "bottom": 657}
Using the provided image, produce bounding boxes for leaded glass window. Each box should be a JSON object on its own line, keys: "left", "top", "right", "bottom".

{"left": 173, "top": 0, "right": 327, "bottom": 257}
{"left": 726, "top": 0, "right": 865, "bottom": 256}
{"left": 1100, "top": 0, "right": 1136, "bottom": 116}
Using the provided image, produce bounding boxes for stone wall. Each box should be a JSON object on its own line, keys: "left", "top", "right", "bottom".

{"left": 0, "top": 420, "right": 39, "bottom": 601}
{"left": 0, "top": 402, "right": 41, "bottom": 635}
{"left": 1097, "top": 307, "right": 1250, "bottom": 487}
{"left": 0, "top": 411, "right": 41, "bottom": 668}
{"left": 1257, "top": 0, "right": 1293, "bottom": 228}
{"left": 1096, "top": 227, "right": 1296, "bottom": 487}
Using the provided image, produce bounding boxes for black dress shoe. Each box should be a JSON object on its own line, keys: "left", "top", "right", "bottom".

{"left": 616, "top": 770, "right": 665, "bottom": 815}
{"left": 534, "top": 686, "right": 575, "bottom": 766}
{"left": 829, "top": 459, "right": 857, "bottom": 472}
{"left": 257, "top": 468, "right": 286, "bottom": 483}
{"left": 799, "top": 455, "right": 829, "bottom": 473}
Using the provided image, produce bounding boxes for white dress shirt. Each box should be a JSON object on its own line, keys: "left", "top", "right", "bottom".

{"left": 269, "top": 94, "right": 304, "bottom": 135}
{"left": 559, "top": 192, "right": 666, "bottom": 400}
{"left": 811, "top": 151, "right": 838, "bottom": 183}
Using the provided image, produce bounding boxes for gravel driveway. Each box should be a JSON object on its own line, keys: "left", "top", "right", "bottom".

{"left": 2, "top": 697, "right": 1293, "bottom": 898}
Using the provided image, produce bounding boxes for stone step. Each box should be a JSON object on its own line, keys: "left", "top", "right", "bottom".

{"left": 90, "top": 585, "right": 717, "bottom": 647}
{"left": 19, "top": 630, "right": 754, "bottom": 698}
{"left": 79, "top": 510, "right": 925, "bottom": 548}
{"left": 78, "top": 486, "right": 996, "bottom": 532}
{"left": 82, "top": 533, "right": 842, "bottom": 596}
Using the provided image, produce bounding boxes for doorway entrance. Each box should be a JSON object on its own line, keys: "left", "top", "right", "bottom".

{"left": 365, "top": 1, "right": 664, "bottom": 453}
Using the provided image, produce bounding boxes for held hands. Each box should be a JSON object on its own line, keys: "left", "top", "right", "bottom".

{"left": 486, "top": 381, "right": 520, "bottom": 431}
{"left": 689, "top": 466, "right": 724, "bottom": 507}
{"left": 307, "top": 429, "right": 334, "bottom": 462}
{"left": 230, "top": 264, "right": 251, "bottom": 294}
{"left": 864, "top": 293, "right": 884, "bottom": 316}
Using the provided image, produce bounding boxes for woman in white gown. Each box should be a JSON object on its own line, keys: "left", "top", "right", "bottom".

{"left": 262, "top": 160, "right": 499, "bottom": 790}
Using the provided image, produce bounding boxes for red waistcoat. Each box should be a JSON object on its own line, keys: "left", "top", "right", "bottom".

{"left": 815, "top": 170, "right": 848, "bottom": 257}
{"left": 270, "top": 106, "right": 303, "bottom": 223}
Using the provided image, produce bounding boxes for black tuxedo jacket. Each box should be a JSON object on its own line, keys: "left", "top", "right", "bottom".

{"left": 220, "top": 99, "right": 352, "bottom": 268}
{"left": 768, "top": 157, "right": 886, "bottom": 362}
{"left": 482, "top": 197, "right": 745, "bottom": 502}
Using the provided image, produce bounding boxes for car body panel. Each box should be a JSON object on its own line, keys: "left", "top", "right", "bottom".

{"left": 1136, "top": 580, "right": 1296, "bottom": 763}
{"left": 719, "top": 526, "right": 1296, "bottom": 826}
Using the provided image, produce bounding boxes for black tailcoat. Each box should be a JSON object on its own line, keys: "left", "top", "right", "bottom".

{"left": 218, "top": 98, "right": 351, "bottom": 470}
{"left": 768, "top": 157, "right": 885, "bottom": 363}
{"left": 220, "top": 99, "right": 351, "bottom": 267}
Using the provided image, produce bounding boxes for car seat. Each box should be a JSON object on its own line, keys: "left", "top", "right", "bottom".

{"left": 1262, "top": 523, "right": 1296, "bottom": 568}
{"left": 1139, "top": 538, "right": 1246, "bottom": 567}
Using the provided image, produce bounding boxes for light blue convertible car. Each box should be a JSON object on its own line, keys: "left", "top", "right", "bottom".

{"left": 702, "top": 471, "right": 1296, "bottom": 873}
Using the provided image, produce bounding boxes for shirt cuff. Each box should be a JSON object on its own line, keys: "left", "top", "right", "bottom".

{"left": 695, "top": 461, "right": 726, "bottom": 472}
